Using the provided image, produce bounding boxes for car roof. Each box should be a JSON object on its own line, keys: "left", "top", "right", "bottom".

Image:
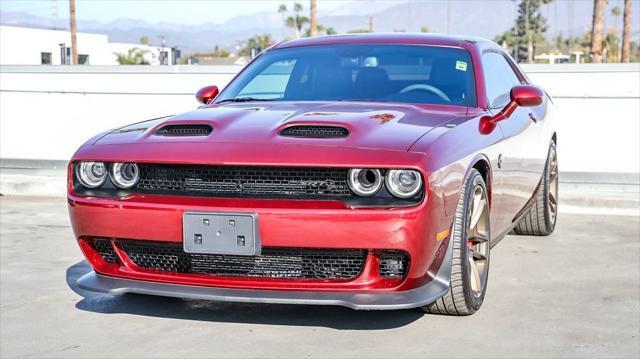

{"left": 272, "top": 33, "right": 493, "bottom": 50}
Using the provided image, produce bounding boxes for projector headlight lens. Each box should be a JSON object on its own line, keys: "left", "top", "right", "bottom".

{"left": 347, "top": 168, "right": 383, "bottom": 196}
{"left": 385, "top": 169, "right": 422, "bottom": 198}
{"left": 75, "top": 162, "right": 107, "bottom": 188}
{"left": 110, "top": 162, "right": 140, "bottom": 189}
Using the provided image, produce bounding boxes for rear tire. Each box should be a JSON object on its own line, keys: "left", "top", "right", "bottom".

{"left": 513, "top": 142, "right": 558, "bottom": 236}
{"left": 422, "top": 169, "right": 490, "bottom": 316}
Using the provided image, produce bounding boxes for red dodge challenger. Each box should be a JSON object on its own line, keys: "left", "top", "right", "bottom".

{"left": 69, "top": 34, "right": 558, "bottom": 315}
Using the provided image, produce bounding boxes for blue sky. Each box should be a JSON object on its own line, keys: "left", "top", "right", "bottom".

{"left": 0, "top": 0, "right": 353, "bottom": 24}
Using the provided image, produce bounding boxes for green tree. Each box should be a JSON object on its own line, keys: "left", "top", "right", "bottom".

{"left": 420, "top": 25, "right": 430, "bottom": 33}
{"left": 212, "top": 45, "right": 230, "bottom": 58}
{"left": 610, "top": 3, "right": 622, "bottom": 60}
{"left": 495, "top": 0, "right": 552, "bottom": 63}
{"left": 347, "top": 29, "right": 371, "bottom": 34}
{"left": 304, "top": 23, "right": 337, "bottom": 37}
{"left": 139, "top": 35, "right": 149, "bottom": 45}
{"left": 603, "top": 28, "right": 621, "bottom": 62}
{"left": 239, "top": 34, "right": 273, "bottom": 57}
{"left": 114, "top": 47, "right": 150, "bottom": 65}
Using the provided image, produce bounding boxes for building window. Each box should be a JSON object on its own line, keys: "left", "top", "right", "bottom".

{"left": 41, "top": 52, "right": 52, "bottom": 65}
{"left": 60, "top": 46, "right": 71, "bottom": 65}
{"left": 159, "top": 51, "right": 168, "bottom": 65}
{"left": 78, "top": 54, "right": 89, "bottom": 65}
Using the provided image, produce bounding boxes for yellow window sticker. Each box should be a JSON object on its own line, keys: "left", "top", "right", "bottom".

{"left": 455, "top": 60, "right": 468, "bottom": 71}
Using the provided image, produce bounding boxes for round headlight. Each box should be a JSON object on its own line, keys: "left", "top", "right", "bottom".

{"left": 75, "top": 162, "right": 107, "bottom": 188}
{"left": 385, "top": 169, "right": 422, "bottom": 198}
{"left": 347, "top": 168, "right": 383, "bottom": 196}
{"left": 110, "top": 163, "right": 140, "bottom": 189}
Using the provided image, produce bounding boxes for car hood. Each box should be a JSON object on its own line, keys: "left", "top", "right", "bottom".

{"left": 95, "top": 101, "right": 467, "bottom": 152}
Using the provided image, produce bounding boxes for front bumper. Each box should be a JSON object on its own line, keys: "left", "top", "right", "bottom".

{"left": 77, "top": 232, "right": 452, "bottom": 310}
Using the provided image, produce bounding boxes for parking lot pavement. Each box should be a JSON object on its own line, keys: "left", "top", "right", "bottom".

{"left": 0, "top": 196, "right": 638, "bottom": 359}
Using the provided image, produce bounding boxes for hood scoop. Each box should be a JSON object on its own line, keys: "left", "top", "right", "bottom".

{"left": 155, "top": 124, "right": 213, "bottom": 137}
{"left": 279, "top": 125, "right": 349, "bottom": 139}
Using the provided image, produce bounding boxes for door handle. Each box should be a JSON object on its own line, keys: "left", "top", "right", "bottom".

{"left": 529, "top": 113, "right": 538, "bottom": 123}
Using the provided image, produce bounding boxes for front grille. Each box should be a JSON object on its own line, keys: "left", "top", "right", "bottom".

{"left": 155, "top": 124, "right": 213, "bottom": 136}
{"left": 92, "top": 238, "right": 118, "bottom": 264}
{"left": 115, "top": 240, "right": 366, "bottom": 280}
{"left": 136, "top": 165, "right": 352, "bottom": 198}
{"left": 379, "top": 251, "right": 409, "bottom": 278}
{"left": 280, "top": 125, "right": 349, "bottom": 138}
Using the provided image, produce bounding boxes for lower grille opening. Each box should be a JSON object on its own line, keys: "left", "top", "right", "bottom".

{"left": 107, "top": 239, "right": 366, "bottom": 280}
{"left": 379, "top": 251, "right": 410, "bottom": 279}
{"left": 91, "top": 238, "right": 118, "bottom": 264}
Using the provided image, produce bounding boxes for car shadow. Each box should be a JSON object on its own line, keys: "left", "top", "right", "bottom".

{"left": 66, "top": 261, "right": 425, "bottom": 330}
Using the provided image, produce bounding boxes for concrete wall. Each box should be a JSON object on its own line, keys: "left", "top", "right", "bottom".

{"left": 1, "top": 63, "right": 638, "bottom": 173}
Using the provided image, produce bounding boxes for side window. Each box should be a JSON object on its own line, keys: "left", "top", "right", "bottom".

{"left": 237, "top": 59, "right": 297, "bottom": 100}
{"left": 482, "top": 52, "right": 521, "bottom": 109}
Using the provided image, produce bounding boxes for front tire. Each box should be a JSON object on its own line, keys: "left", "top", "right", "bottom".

{"left": 422, "top": 169, "right": 490, "bottom": 316}
{"left": 513, "top": 141, "right": 558, "bottom": 236}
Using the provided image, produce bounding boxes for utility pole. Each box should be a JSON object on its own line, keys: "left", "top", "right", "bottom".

{"left": 368, "top": 15, "right": 373, "bottom": 32}
{"left": 69, "top": 0, "right": 78, "bottom": 64}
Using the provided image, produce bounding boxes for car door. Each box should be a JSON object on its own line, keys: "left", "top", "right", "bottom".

{"left": 482, "top": 51, "right": 544, "bottom": 235}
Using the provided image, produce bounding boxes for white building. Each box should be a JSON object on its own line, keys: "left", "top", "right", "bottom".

{"left": 0, "top": 25, "right": 175, "bottom": 65}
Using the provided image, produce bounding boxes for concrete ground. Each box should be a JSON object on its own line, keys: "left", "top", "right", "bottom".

{"left": 0, "top": 196, "right": 638, "bottom": 359}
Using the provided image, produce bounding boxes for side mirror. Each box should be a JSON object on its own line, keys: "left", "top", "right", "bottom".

{"left": 479, "top": 85, "right": 544, "bottom": 134}
{"left": 510, "top": 85, "right": 545, "bottom": 107}
{"left": 195, "top": 85, "right": 219, "bottom": 105}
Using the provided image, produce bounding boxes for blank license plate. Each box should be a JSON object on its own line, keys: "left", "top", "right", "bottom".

{"left": 183, "top": 212, "right": 260, "bottom": 256}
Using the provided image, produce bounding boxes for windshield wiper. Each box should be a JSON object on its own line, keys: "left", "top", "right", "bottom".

{"left": 217, "top": 97, "right": 279, "bottom": 104}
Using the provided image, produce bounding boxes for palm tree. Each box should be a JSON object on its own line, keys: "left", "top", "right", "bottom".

{"left": 621, "top": 0, "right": 633, "bottom": 62}
{"left": 278, "top": 4, "right": 287, "bottom": 23}
{"left": 285, "top": 3, "right": 309, "bottom": 38}
{"left": 611, "top": 6, "right": 622, "bottom": 61}
{"left": 69, "top": 0, "right": 78, "bottom": 64}
{"left": 309, "top": 0, "right": 318, "bottom": 37}
{"left": 239, "top": 34, "right": 274, "bottom": 57}
{"left": 589, "top": 0, "right": 607, "bottom": 63}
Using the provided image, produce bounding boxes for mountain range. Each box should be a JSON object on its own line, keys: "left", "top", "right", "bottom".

{"left": 1, "top": 0, "right": 635, "bottom": 54}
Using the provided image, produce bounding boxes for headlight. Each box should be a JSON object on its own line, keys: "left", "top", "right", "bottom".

{"left": 385, "top": 169, "right": 422, "bottom": 198}
{"left": 110, "top": 163, "right": 140, "bottom": 189}
{"left": 75, "top": 162, "right": 107, "bottom": 188}
{"left": 347, "top": 168, "right": 383, "bottom": 196}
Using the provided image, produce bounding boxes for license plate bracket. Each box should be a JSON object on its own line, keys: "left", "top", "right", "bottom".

{"left": 183, "top": 212, "right": 260, "bottom": 256}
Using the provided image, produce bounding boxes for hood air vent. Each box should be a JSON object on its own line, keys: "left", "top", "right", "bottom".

{"left": 155, "top": 124, "right": 213, "bottom": 137}
{"left": 280, "top": 125, "right": 349, "bottom": 139}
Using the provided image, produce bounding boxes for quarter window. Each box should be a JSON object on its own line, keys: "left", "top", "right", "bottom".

{"left": 482, "top": 52, "right": 522, "bottom": 109}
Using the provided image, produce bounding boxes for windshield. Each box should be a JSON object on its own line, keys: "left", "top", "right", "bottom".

{"left": 216, "top": 44, "right": 476, "bottom": 107}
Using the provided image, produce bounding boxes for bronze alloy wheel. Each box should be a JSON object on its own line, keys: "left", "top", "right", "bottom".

{"left": 466, "top": 184, "right": 490, "bottom": 298}
{"left": 513, "top": 141, "right": 559, "bottom": 236}
{"left": 548, "top": 145, "right": 558, "bottom": 226}
{"left": 423, "top": 169, "right": 490, "bottom": 315}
